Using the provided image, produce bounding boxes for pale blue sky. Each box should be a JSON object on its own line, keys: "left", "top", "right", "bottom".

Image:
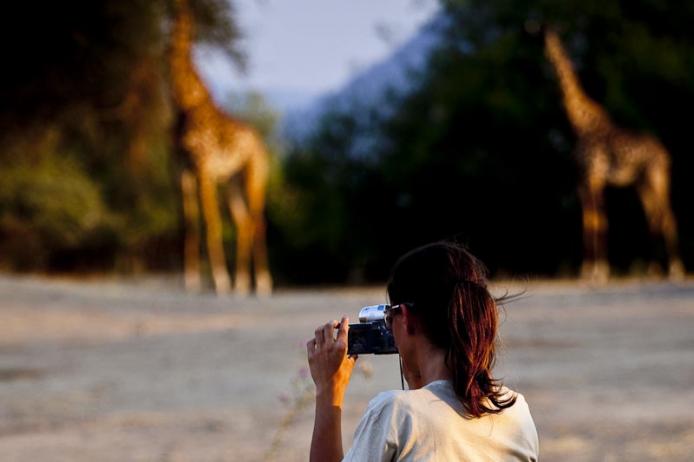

{"left": 199, "top": 0, "right": 439, "bottom": 108}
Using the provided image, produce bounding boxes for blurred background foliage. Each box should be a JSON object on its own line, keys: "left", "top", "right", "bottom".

{"left": 278, "top": 0, "right": 694, "bottom": 283}
{"left": 1, "top": 0, "right": 692, "bottom": 284}
{"left": 0, "top": 0, "right": 240, "bottom": 272}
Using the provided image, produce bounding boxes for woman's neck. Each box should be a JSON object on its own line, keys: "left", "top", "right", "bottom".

{"left": 407, "top": 340, "right": 451, "bottom": 389}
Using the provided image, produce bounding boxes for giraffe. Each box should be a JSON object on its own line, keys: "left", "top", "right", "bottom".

{"left": 169, "top": 0, "right": 273, "bottom": 295}
{"left": 544, "top": 27, "right": 684, "bottom": 282}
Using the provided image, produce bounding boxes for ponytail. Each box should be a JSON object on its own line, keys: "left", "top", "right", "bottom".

{"left": 446, "top": 280, "right": 516, "bottom": 417}
{"left": 387, "top": 242, "right": 517, "bottom": 418}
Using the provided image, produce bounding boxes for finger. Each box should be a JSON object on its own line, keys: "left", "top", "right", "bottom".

{"left": 336, "top": 316, "right": 349, "bottom": 343}
{"left": 314, "top": 326, "right": 325, "bottom": 346}
{"left": 322, "top": 321, "right": 335, "bottom": 345}
{"left": 306, "top": 338, "right": 316, "bottom": 356}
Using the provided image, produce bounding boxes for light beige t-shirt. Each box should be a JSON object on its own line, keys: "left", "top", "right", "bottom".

{"left": 343, "top": 380, "right": 539, "bottom": 462}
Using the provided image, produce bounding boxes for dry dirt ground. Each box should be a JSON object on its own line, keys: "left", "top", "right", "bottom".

{"left": 0, "top": 276, "right": 692, "bottom": 461}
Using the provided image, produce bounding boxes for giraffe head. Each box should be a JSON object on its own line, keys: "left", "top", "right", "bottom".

{"left": 543, "top": 26, "right": 611, "bottom": 136}
{"left": 168, "top": 0, "right": 209, "bottom": 109}
{"left": 171, "top": 0, "right": 194, "bottom": 49}
{"left": 543, "top": 27, "right": 561, "bottom": 55}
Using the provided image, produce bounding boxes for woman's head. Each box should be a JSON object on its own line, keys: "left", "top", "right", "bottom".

{"left": 387, "top": 241, "right": 516, "bottom": 417}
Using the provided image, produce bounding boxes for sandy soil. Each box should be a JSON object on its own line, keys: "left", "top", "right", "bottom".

{"left": 0, "top": 275, "right": 692, "bottom": 461}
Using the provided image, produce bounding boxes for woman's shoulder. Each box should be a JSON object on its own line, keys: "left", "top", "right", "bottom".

{"left": 497, "top": 386, "right": 532, "bottom": 415}
{"left": 362, "top": 387, "right": 436, "bottom": 422}
{"left": 365, "top": 380, "right": 459, "bottom": 410}
{"left": 365, "top": 389, "right": 409, "bottom": 413}
{"left": 364, "top": 382, "right": 533, "bottom": 420}
{"left": 364, "top": 381, "right": 455, "bottom": 417}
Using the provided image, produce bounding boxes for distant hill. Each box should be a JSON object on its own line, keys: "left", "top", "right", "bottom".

{"left": 281, "top": 12, "right": 448, "bottom": 146}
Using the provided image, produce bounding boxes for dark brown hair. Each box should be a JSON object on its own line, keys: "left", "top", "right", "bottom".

{"left": 387, "top": 241, "right": 516, "bottom": 418}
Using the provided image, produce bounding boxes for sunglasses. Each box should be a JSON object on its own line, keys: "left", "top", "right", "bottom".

{"left": 384, "top": 303, "right": 414, "bottom": 330}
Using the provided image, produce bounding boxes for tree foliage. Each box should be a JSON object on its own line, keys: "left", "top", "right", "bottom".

{"left": 279, "top": 0, "right": 694, "bottom": 282}
{"left": 2, "top": 0, "right": 693, "bottom": 282}
{"left": 0, "top": 0, "right": 242, "bottom": 271}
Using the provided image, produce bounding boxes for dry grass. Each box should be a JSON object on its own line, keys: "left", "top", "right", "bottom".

{"left": 0, "top": 276, "right": 692, "bottom": 461}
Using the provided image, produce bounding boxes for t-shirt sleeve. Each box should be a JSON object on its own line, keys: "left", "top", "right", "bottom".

{"left": 342, "top": 392, "right": 402, "bottom": 462}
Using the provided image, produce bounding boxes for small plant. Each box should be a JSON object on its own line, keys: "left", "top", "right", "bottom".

{"left": 264, "top": 343, "right": 373, "bottom": 461}
{"left": 264, "top": 364, "right": 314, "bottom": 461}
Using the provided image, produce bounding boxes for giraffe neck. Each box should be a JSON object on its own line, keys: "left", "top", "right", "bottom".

{"left": 169, "top": 0, "right": 212, "bottom": 111}
{"left": 544, "top": 30, "right": 611, "bottom": 136}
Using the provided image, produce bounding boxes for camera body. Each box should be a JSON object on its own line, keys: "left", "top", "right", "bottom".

{"left": 347, "top": 305, "right": 398, "bottom": 355}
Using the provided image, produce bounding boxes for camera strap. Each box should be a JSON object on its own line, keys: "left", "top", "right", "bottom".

{"left": 399, "top": 354, "right": 405, "bottom": 390}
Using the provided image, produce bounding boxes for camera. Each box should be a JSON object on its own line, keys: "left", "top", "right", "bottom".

{"left": 347, "top": 305, "right": 398, "bottom": 355}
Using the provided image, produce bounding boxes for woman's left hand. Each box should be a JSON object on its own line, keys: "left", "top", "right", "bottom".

{"left": 307, "top": 317, "right": 356, "bottom": 407}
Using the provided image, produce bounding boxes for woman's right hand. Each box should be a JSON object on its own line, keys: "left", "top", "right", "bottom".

{"left": 306, "top": 316, "right": 357, "bottom": 407}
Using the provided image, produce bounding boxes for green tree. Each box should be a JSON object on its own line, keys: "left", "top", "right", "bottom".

{"left": 280, "top": 0, "right": 694, "bottom": 282}
{"left": 0, "top": 0, "right": 244, "bottom": 271}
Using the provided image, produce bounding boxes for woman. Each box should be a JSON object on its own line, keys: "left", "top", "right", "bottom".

{"left": 307, "top": 241, "right": 539, "bottom": 461}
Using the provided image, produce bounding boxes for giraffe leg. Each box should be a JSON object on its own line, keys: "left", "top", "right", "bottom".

{"left": 198, "top": 174, "right": 231, "bottom": 295}
{"left": 246, "top": 149, "right": 273, "bottom": 296}
{"left": 662, "top": 207, "right": 685, "bottom": 280}
{"left": 227, "top": 180, "right": 252, "bottom": 296}
{"left": 181, "top": 169, "right": 201, "bottom": 291}
{"left": 640, "top": 165, "right": 685, "bottom": 280}
{"left": 579, "top": 183, "right": 609, "bottom": 283}
{"left": 637, "top": 180, "right": 666, "bottom": 277}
